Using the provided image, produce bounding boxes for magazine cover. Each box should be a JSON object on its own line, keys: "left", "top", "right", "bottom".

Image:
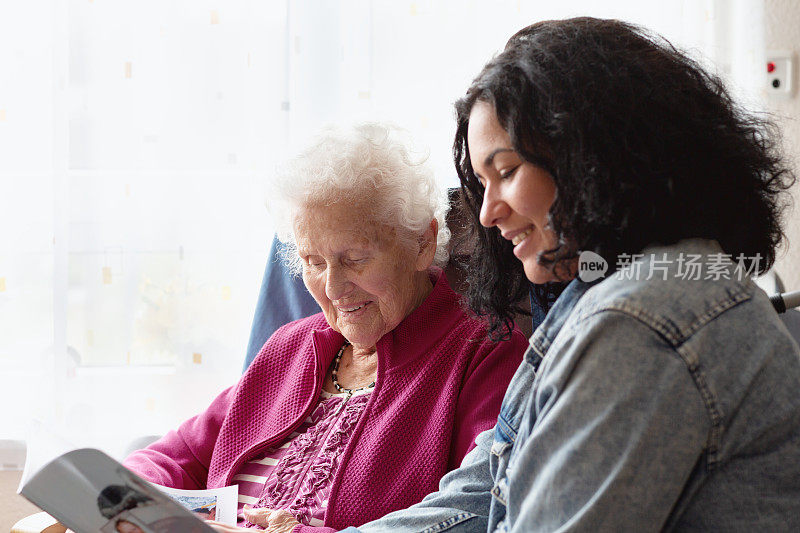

{"left": 19, "top": 448, "right": 218, "bottom": 533}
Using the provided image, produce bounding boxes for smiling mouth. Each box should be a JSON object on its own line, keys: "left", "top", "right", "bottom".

{"left": 511, "top": 228, "right": 533, "bottom": 246}
{"left": 338, "top": 302, "right": 370, "bottom": 313}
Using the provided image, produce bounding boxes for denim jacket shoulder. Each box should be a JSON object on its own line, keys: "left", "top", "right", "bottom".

{"left": 520, "top": 239, "right": 800, "bottom": 530}
{"left": 347, "top": 239, "right": 800, "bottom": 533}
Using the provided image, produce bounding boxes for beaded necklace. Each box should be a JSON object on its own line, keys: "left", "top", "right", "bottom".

{"left": 331, "top": 342, "right": 376, "bottom": 400}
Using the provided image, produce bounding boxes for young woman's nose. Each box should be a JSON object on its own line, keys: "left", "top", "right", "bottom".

{"left": 479, "top": 182, "right": 509, "bottom": 227}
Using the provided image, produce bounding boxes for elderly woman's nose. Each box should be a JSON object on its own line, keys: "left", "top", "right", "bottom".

{"left": 324, "top": 266, "right": 353, "bottom": 300}
{"left": 479, "top": 183, "right": 508, "bottom": 227}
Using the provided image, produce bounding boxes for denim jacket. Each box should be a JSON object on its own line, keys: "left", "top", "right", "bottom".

{"left": 343, "top": 239, "right": 800, "bottom": 532}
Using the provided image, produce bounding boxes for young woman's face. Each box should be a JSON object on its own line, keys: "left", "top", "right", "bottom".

{"left": 467, "top": 101, "right": 562, "bottom": 284}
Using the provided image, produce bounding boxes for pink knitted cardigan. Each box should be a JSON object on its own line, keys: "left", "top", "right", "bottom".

{"left": 123, "top": 271, "right": 527, "bottom": 532}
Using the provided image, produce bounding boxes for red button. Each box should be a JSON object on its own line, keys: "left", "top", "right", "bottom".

{"left": 768, "top": 62, "right": 776, "bottom": 73}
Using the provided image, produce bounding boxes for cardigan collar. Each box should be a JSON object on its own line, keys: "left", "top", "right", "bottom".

{"left": 311, "top": 268, "right": 468, "bottom": 371}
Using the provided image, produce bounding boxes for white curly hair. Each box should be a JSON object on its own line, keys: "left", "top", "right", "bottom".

{"left": 267, "top": 122, "right": 450, "bottom": 274}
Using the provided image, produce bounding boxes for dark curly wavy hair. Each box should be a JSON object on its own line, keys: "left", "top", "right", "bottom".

{"left": 454, "top": 17, "right": 795, "bottom": 340}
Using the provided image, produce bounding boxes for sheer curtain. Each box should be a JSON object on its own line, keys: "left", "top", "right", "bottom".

{"left": 1, "top": 0, "right": 287, "bottom": 452}
{"left": 0, "top": 0, "right": 765, "bottom": 456}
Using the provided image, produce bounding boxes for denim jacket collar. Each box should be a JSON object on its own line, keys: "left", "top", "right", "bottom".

{"left": 530, "top": 239, "right": 732, "bottom": 361}
{"left": 529, "top": 278, "right": 595, "bottom": 369}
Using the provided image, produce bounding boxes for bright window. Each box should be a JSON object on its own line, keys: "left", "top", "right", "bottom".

{"left": 0, "top": 0, "right": 764, "bottom": 453}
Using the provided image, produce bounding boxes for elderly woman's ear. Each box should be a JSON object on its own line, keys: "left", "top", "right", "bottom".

{"left": 415, "top": 218, "right": 438, "bottom": 271}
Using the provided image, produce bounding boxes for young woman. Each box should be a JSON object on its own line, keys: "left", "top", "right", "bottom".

{"left": 346, "top": 17, "right": 800, "bottom": 532}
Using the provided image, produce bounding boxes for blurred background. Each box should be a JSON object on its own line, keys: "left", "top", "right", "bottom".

{"left": 0, "top": 0, "right": 798, "bottom": 459}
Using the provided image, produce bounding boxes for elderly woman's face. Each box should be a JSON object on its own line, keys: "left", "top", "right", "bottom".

{"left": 295, "top": 204, "right": 433, "bottom": 349}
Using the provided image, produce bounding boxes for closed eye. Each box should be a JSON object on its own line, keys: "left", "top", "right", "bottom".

{"left": 303, "top": 256, "right": 325, "bottom": 268}
{"left": 500, "top": 166, "right": 520, "bottom": 180}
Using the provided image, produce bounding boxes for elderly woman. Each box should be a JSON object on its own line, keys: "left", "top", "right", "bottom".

{"left": 344, "top": 18, "right": 800, "bottom": 533}
{"left": 122, "top": 123, "right": 527, "bottom": 533}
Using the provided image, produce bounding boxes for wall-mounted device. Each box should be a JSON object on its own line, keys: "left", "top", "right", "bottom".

{"left": 770, "top": 290, "right": 800, "bottom": 313}
{"left": 766, "top": 50, "right": 794, "bottom": 98}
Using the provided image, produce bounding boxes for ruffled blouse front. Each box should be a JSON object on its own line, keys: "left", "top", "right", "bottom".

{"left": 233, "top": 388, "right": 372, "bottom": 528}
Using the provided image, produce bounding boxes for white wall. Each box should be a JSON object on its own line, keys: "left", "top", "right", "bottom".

{"left": 766, "top": 0, "right": 800, "bottom": 290}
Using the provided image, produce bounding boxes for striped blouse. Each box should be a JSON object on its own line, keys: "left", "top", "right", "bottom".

{"left": 233, "top": 388, "right": 373, "bottom": 528}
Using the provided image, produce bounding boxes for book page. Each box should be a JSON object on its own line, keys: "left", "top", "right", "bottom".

{"left": 154, "top": 483, "right": 238, "bottom": 525}
{"left": 17, "top": 420, "right": 80, "bottom": 491}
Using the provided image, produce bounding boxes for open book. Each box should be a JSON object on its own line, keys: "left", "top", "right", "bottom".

{"left": 18, "top": 448, "right": 238, "bottom": 533}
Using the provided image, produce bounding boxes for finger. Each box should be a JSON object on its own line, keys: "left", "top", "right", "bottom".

{"left": 243, "top": 506, "right": 275, "bottom": 526}
{"left": 268, "top": 509, "right": 294, "bottom": 521}
{"left": 204, "top": 521, "right": 240, "bottom": 532}
{"left": 264, "top": 516, "right": 302, "bottom": 533}
{"left": 266, "top": 511, "right": 301, "bottom": 530}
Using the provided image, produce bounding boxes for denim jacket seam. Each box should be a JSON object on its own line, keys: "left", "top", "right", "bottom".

{"left": 494, "top": 415, "right": 517, "bottom": 444}
{"left": 593, "top": 296, "right": 748, "bottom": 468}
{"left": 528, "top": 341, "right": 547, "bottom": 372}
{"left": 419, "top": 511, "right": 480, "bottom": 533}
{"left": 531, "top": 341, "right": 559, "bottom": 395}
{"left": 534, "top": 288, "right": 736, "bottom": 470}
{"left": 674, "top": 342, "right": 723, "bottom": 467}
{"left": 674, "top": 289, "right": 752, "bottom": 340}
{"left": 576, "top": 306, "right": 724, "bottom": 470}
{"left": 574, "top": 286, "right": 750, "bottom": 345}
{"left": 531, "top": 332, "right": 551, "bottom": 358}
{"left": 525, "top": 342, "right": 550, "bottom": 400}
{"left": 581, "top": 303, "right": 684, "bottom": 344}
{"left": 570, "top": 306, "right": 724, "bottom": 467}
